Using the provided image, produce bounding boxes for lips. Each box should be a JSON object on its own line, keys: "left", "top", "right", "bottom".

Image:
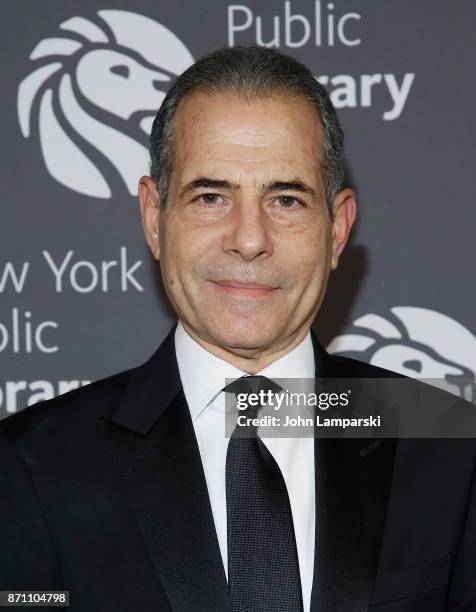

{"left": 214, "top": 279, "right": 278, "bottom": 289}
{"left": 211, "top": 279, "right": 279, "bottom": 297}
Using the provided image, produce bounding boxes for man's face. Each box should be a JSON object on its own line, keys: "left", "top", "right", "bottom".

{"left": 139, "top": 91, "right": 355, "bottom": 358}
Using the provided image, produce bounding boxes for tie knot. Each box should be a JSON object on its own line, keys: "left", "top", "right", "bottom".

{"left": 224, "top": 375, "right": 282, "bottom": 398}
{"left": 224, "top": 375, "right": 282, "bottom": 429}
{"left": 225, "top": 376, "right": 281, "bottom": 437}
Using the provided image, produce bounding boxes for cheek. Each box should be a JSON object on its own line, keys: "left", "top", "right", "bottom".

{"left": 285, "top": 225, "right": 331, "bottom": 273}
{"left": 161, "top": 219, "right": 215, "bottom": 280}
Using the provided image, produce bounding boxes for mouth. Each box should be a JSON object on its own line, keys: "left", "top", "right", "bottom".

{"left": 210, "top": 279, "right": 280, "bottom": 298}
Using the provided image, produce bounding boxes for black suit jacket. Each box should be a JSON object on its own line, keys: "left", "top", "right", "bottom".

{"left": 1, "top": 324, "right": 475, "bottom": 611}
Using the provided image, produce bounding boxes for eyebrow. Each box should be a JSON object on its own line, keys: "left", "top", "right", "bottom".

{"left": 262, "top": 180, "right": 314, "bottom": 195}
{"left": 180, "top": 178, "right": 239, "bottom": 197}
{"left": 180, "top": 177, "right": 315, "bottom": 198}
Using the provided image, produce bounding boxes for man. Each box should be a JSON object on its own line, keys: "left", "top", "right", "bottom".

{"left": 1, "top": 46, "right": 475, "bottom": 611}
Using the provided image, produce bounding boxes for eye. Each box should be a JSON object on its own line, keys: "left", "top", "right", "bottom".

{"left": 272, "top": 196, "right": 303, "bottom": 210}
{"left": 194, "top": 193, "right": 225, "bottom": 206}
{"left": 110, "top": 64, "right": 130, "bottom": 78}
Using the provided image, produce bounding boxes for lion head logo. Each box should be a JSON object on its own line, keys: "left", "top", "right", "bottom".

{"left": 17, "top": 10, "right": 194, "bottom": 198}
{"left": 327, "top": 306, "right": 476, "bottom": 402}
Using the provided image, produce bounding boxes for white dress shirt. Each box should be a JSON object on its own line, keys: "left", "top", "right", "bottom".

{"left": 174, "top": 321, "right": 316, "bottom": 612}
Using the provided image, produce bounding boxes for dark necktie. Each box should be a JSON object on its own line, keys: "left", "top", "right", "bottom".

{"left": 224, "top": 375, "right": 304, "bottom": 612}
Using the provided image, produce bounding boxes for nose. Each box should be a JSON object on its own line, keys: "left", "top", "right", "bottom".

{"left": 222, "top": 198, "right": 273, "bottom": 262}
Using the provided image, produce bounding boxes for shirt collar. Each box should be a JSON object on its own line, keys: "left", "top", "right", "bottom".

{"left": 174, "top": 321, "right": 315, "bottom": 422}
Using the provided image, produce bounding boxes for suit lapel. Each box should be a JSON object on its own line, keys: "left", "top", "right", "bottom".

{"left": 99, "top": 324, "right": 231, "bottom": 612}
{"left": 309, "top": 331, "right": 396, "bottom": 611}
{"left": 98, "top": 323, "right": 394, "bottom": 611}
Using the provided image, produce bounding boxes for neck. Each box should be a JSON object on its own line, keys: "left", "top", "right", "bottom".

{"left": 179, "top": 320, "right": 310, "bottom": 374}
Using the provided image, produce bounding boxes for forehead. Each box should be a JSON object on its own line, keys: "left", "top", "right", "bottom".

{"left": 170, "top": 91, "right": 324, "bottom": 186}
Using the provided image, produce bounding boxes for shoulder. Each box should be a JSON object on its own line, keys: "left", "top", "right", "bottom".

{"left": 0, "top": 366, "right": 135, "bottom": 449}
{"left": 327, "top": 352, "right": 476, "bottom": 442}
{"left": 324, "top": 351, "right": 406, "bottom": 379}
{"left": 0, "top": 327, "right": 177, "bottom": 462}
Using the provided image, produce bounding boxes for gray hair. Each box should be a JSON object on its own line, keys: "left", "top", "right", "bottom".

{"left": 149, "top": 45, "right": 345, "bottom": 215}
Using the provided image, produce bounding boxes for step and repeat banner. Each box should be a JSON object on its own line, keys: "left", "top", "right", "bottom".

{"left": 1, "top": 1, "right": 475, "bottom": 418}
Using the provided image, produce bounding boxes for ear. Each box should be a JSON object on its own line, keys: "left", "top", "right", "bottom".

{"left": 330, "top": 188, "right": 357, "bottom": 269}
{"left": 138, "top": 176, "right": 161, "bottom": 260}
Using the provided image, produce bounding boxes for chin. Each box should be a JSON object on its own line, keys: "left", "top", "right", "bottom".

{"left": 208, "top": 317, "right": 280, "bottom": 351}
